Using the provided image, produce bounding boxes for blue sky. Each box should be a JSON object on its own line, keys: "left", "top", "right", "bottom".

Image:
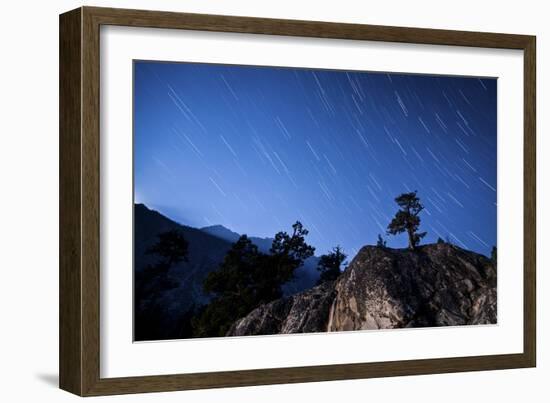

{"left": 134, "top": 61, "right": 497, "bottom": 258}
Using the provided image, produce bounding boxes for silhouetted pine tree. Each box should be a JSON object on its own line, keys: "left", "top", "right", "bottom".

{"left": 316, "top": 246, "right": 347, "bottom": 284}
{"left": 193, "top": 222, "right": 315, "bottom": 338}
{"left": 376, "top": 234, "right": 387, "bottom": 248}
{"left": 135, "top": 229, "right": 189, "bottom": 341}
{"left": 387, "top": 191, "right": 427, "bottom": 250}
{"left": 491, "top": 246, "right": 497, "bottom": 265}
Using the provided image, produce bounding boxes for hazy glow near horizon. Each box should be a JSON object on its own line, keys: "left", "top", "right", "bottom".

{"left": 134, "top": 61, "right": 496, "bottom": 257}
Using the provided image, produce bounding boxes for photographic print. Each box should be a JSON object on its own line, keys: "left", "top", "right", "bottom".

{"left": 133, "top": 61, "right": 497, "bottom": 342}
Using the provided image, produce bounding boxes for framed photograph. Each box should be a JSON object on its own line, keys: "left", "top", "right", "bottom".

{"left": 59, "top": 6, "right": 536, "bottom": 396}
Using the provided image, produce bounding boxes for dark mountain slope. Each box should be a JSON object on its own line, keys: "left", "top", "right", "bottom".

{"left": 135, "top": 204, "right": 233, "bottom": 276}
{"left": 134, "top": 203, "right": 321, "bottom": 340}
{"left": 135, "top": 204, "right": 235, "bottom": 340}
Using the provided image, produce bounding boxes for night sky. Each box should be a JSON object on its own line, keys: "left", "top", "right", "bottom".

{"left": 134, "top": 61, "right": 497, "bottom": 258}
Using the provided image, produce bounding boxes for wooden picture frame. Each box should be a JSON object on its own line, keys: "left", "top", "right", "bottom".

{"left": 59, "top": 6, "right": 536, "bottom": 396}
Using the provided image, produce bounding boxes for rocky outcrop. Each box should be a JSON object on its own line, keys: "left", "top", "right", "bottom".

{"left": 226, "top": 243, "right": 496, "bottom": 336}
{"left": 328, "top": 243, "right": 497, "bottom": 330}
{"left": 227, "top": 281, "right": 337, "bottom": 336}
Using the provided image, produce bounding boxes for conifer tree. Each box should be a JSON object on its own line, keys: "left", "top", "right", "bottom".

{"left": 387, "top": 191, "right": 427, "bottom": 250}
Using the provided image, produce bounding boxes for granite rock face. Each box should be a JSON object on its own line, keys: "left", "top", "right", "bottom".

{"left": 328, "top": 243, "right": 497, "bottom": 330}
{"left": 227, "top": 281, "right": 337, "bottom": 336}
{"left": 226, "top": 243, "right": 497, "bottom": 336}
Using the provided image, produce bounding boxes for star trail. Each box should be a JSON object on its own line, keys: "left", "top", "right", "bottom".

{"left": 134, "top": 61, "right": 497, "bottom": 257}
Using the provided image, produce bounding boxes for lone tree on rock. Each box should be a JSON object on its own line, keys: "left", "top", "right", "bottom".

{"left": 317, "top": 246, "right": 347, "bottom": 284}
{"left": 491, "top": 246, "right": 497, "bottom": 265}
{"left": 387, "top": 191, "right": 427, "bottom": 250}
{"left": 376, "top": 234, "right": 387, "bottom": 248}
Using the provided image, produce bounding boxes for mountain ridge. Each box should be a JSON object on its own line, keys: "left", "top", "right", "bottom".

{"left": 200, "top": 224, "right": 274, "bottom": 253}
{"left": 134, "top": 203, "right": 321, "bottom": 340}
